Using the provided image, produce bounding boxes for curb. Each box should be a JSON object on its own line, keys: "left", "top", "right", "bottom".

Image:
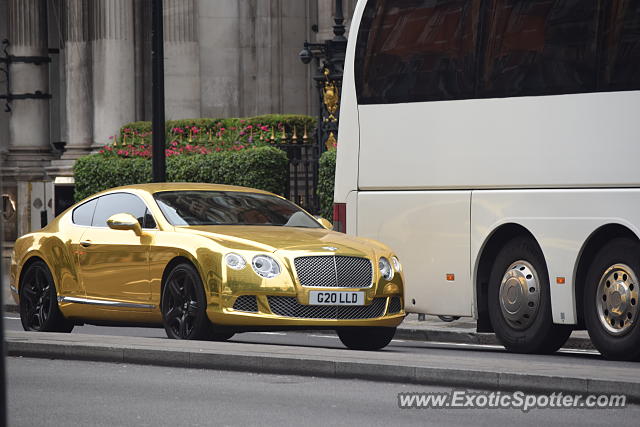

{"left": 3, "top": 304, "right": 595, "bottom": 350}
{"left": 5, "top": 337, "right": 638, "bottom": 402}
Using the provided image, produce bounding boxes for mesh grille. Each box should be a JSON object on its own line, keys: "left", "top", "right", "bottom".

{"left": 293, "top": 256, "right": 373, "bottom": 288}
{"left": 388, "top": 296, "right": 402, "bottom": 314}
{"left": 267, "top": 296, "right": 386, "bottom": 319}
{"left": 232, "top": 295, "right": 258, "bottom": 312}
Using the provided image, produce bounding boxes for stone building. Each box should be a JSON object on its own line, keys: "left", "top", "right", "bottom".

{"left": 0, "top": 0, "right": 356, "bottom": 252}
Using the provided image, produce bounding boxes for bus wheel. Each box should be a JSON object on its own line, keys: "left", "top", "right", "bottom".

{"left": 488, "top": 237, "right": 572, "bottom": 354}
{"left": 584, "top": 238, "right": 640, "bottom": 361}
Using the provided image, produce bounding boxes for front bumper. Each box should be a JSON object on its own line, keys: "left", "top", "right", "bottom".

{"left": 208, "top": 294, "right": 405, "bottom": 328}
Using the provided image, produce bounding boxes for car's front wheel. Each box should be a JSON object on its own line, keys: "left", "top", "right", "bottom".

{"left": 161, "top": 263, "right": 212, "bottom": 340}
{"left": 19, "top": 260, "right": 74, "bottom": 333}
{"left": 337, "top": 326, "right": 396, "bottom": 350}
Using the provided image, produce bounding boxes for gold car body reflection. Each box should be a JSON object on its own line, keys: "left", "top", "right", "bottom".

{"left": 9, "top": 183, "right": 404, "bottom": 328}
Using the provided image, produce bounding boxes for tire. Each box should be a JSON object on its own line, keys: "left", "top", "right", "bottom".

{"left": 19, "top": 260, "right": 74, "bottom": 333}
{"left": 161, "top": 263, "right": 212, "bottom": 340}
{"left": 337, "top": 327, "right": 396, "bottom": 350}
{"left": 488, "top": 237, "right": 572, "bottom": 354}
{"left": 583, "top": 238, "right": 640, "bottom": 361}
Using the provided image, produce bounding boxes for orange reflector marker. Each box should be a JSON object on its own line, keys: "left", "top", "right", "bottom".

{"left": 446, "top": 274, "right": 455, "bottom": 281}
{"left": 556, "top": 277, "right": 566, "bottom": 284}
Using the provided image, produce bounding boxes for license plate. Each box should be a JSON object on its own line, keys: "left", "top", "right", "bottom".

{"left": 308, "top": 291, "right": 365, "bottom": 306}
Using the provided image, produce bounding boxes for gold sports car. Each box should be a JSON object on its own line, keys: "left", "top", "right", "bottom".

{"left": 9, "top": 183, "right": 405, "bottom": 350}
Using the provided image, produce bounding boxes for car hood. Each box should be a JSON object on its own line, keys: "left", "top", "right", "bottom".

{"left": 175, "top": 225, "right": 389, "bottom": 255}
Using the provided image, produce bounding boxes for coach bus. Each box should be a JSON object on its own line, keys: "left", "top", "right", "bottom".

{"left": 334, "top": 0, "right": 640, "bottom": 360}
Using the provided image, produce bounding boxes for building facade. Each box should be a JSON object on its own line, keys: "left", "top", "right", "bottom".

{"left": 0, "top": 0, "right": 356, "bottom": 249}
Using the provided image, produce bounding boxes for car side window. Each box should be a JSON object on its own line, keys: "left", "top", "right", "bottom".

{"left": 72, "top": 198, "right": 98, "bottom": 226}
{"left": 91, "top": 193, "right": 153, "bottom": 228}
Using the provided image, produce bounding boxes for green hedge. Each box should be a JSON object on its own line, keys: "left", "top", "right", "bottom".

{"left": 74, "top": 146, "right": 288, "bottom": 201}
{"left": 317, "top": 149, "right": 336, "bottom": 221}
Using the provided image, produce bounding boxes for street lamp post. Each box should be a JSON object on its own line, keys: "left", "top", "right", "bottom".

{"left": 151, "top": 0, "right": 166, "bottom": 182}
{"left": 299, "top": 0, "right": 348, "bottom": 152}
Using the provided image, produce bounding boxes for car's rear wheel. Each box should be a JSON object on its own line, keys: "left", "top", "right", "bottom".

{"left": 337, "top": 326, "right": 396, "bottom": 350}
{"left": 488, "top": 237, "right": 572, "bottom": 354}
{"left": 583, "top": 238, "right": 640, "bottom": 361}
{"left": 19, "top": 260, "right": 74, "bottom": 333}
{"left": 161, "top": 263, "right": 212, "bottom": 340}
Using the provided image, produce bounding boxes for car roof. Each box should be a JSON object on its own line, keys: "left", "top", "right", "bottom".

{"left": 100, "top": 182, "right": 276, "bottom": 196}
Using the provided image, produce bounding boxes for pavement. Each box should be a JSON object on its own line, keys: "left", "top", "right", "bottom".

{"left": 1, "top": 302, "right": 595, "bottom": 350}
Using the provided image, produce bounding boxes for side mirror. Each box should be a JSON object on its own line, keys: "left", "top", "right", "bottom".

{"left": 107, "top": 213, "right": 142, "bottom": 236}
{"left": 315, "top": 217, "right": 333, "bottom": 230}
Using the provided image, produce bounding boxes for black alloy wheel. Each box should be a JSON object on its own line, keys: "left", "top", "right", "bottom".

{"left": 19, "top": 260, "right": 74, "bottom": 332}
{"left": 161, "top": 263, "right": 212, "bottom": 340}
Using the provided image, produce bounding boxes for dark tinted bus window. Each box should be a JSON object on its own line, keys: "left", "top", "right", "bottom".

{"left": 599, "top": 0, "right": 640, "bottom": 91}
{"left": 72, "top": 198, "right": 97, "bottom": 226}
{"left": 91, "top": 193, "right": 148, "bottom": 228}
{"left": 356, "top": 0, "right": 481, "bottom": 104}
{"left": 479, "top": 0, "right": 599, "bottom": 98}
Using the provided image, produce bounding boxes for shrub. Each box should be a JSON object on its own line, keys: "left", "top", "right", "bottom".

{"left": 317, "top": 149, "right": 336, "bottom": 221}
{"left": 74, "top": 146, "right": 288, "bottom": 201}
{"left": 117, "top": 114, "right": 317, "bottom": 149}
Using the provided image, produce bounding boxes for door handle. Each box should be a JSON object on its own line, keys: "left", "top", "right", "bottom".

{"left": 80, "top": 240, "right": 92, "bottom": 247}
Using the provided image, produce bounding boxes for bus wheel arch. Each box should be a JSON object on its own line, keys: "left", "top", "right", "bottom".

{"left": 475, "top": 223, "right": 536, "bottom": 333}
{"left": 574, "top": 224, "right": 638, "bottom": 330}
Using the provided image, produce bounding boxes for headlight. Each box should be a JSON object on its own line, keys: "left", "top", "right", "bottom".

{"left": 252, "top": 255, "right": 281, "bottom": 279}
{"left": 391, "top": 256, "right": 402, "bottom": 272}
{"left": 379, "top": 257, "right": 394, "bottom": 281}
{"left": 225, "top": 253, "right": 247, "bottom": 270}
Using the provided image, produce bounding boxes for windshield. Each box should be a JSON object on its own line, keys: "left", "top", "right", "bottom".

{"left": 153, "top": 190, "right": 322, "bottom": 228}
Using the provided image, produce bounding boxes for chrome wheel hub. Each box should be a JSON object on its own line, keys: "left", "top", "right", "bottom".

{"left": 499, "top": 261, "right": 540, "bottom": 330}
{"left": 596, "top": 264, "right": 638, "bottom": 336}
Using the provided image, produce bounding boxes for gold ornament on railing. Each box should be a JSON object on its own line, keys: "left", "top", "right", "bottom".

{"left": 322, "top": 68, "right": 339, "bottom": 123}
{"left": 291, "top": 125, "right": 298, "bottom": 143}
{"left": 326, "top": 132, "right": 337, "bottom": 150}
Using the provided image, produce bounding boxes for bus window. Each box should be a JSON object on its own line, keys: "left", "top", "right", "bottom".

{"left": 355, "top": 0, "right": 481, "bottom": 104}
{"left": 600, "top": 0, "right": 640, "bottom": 91}
{"left": 479, "top": 0, "right": 599, "bottom": 98}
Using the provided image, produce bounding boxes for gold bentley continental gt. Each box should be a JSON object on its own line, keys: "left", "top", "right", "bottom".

{"left": 9, "top": 183, "right": 405, "bottom": 350}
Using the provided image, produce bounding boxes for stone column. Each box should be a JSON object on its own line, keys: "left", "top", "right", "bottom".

{"left": 62, "top": 0, "right": 92, "bottom": 159}
{"left": 197, "top": 0, "right": 240, "bottom": 117}
{"left": 91, "top": 0, "right": 135, "bottom": 147}
{"left": 164, "top": 0, "right": 200, "bottom": 119}
{"left": 7, "top": 0, "right": 52, "bottom": 163}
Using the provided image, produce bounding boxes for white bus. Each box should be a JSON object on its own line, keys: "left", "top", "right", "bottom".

{"left": 334, "top": 0, "right": 640, "bottom": 360}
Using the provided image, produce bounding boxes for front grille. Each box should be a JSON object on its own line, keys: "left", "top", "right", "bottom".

{"left": 267, "top": 296, "right": 386, "bottom": 319}
{"left": 232, "top": 295, "right": 258, "bottom": 312}
{"left": 388, "top": 296, "right": 402, "bottom": 314}
{"left": 293, "top": 256, "right": 373, "bottom": 288}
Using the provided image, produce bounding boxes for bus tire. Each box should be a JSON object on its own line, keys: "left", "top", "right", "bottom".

{"left": 583, "top": 238, "right": 640, "bottom": 361}
{"left": 488, "top": 237, "right": 572, "bottom": 354}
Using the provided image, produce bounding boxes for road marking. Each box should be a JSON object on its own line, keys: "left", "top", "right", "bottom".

{"left": 253, "top": 332, "right": 287, "bottom": 336}
{"left": 310, "top": 334, "right": 338, "bottom": 339}
{"left": 391, "top": 339, "right": 406, "bottom": 343}
{"left": 3, "top": 316, "right": 20, "bottom": 320}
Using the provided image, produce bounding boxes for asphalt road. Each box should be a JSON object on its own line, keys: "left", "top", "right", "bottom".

{"left": 7, "top": 357, "right": 639, "bottom": 427}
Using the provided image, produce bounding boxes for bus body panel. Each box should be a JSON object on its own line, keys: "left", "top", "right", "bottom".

{"left": 334, "top": 0, "right": 367, "bottom": 211}
{"left": 357, "top": 191, "right": 473, "bottom": 316}
{"left": 472, "top": 189, "right": 640, "bottom": 325}
{"left": 357, "top": 91, "right": 640, "bottom": 191}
